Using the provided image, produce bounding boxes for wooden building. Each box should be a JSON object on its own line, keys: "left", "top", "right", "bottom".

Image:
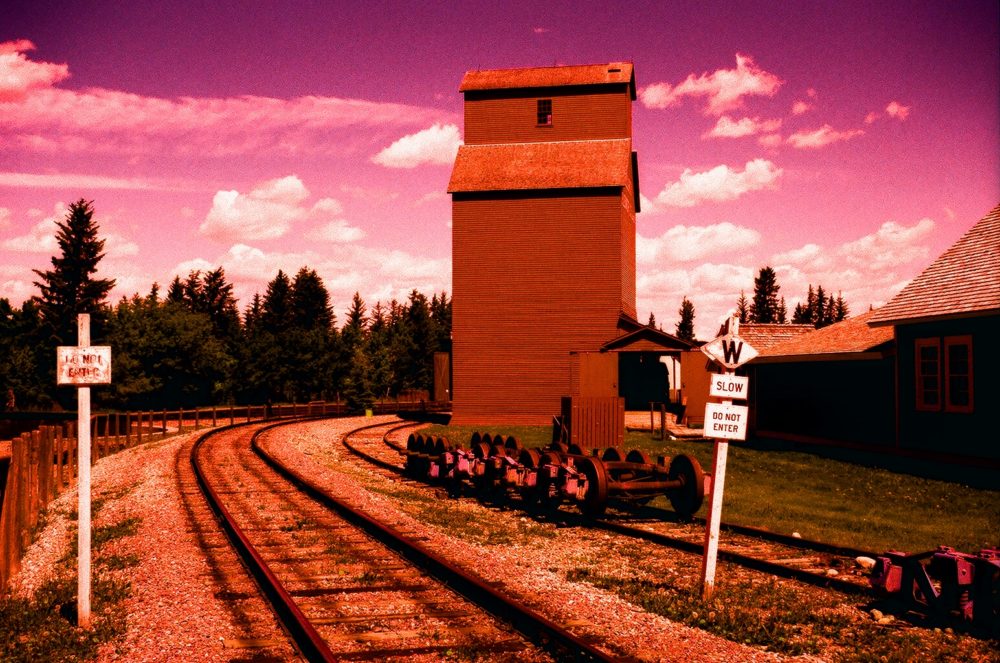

{"left": 748, "top": 310, "right": 896, "bottom": 446}
{"left": 448, "top": 63, "right": 640, "bottom": 424}
{"left": 868, "top": 203, "right": 1000, "bottom": 462}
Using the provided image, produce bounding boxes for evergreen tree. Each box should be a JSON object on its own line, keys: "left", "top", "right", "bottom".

{"left": 647, "top": 312, "right": 657, "bottom": 328}
{"left": 749, "top": 266, "right": 780, "bottom": 323}
{"left": 166, "top": 276, "right": 185, "bottom": 304}
{"left": 814, "top": 285, "right": 828, "bottom": 327}
{"left": 32, "top": 199, "right": 115, "bottom": 344}
{"left": 290, "top": 267, "right": 334, "bottom": 331}
{"left": 200, "top": 267, "right": 240, "bottom": 342}
{"left": 0, "top": 298, "right": 49, "bottom": 409}
{"left": 430, "top": 292, "right": 452, "bottom": 353}
{"left": 735, "top": 291, "right": 750, "bottom": 323}
{"left": 261, "top": 270, "right": 292, "bottom": 334}
{"left": 833, "top": 292, "right": 849, "bottom": 322}
{"left": 675, "top": 297, "right": 695, "bottom": 342}
{"left": 341, "top": 291, "right": 367, "bottom": 353}
{"left": 776, "top": 296, "right": 787, "bottom": 324}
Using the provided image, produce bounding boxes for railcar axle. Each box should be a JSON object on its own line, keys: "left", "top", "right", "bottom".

{"left": 404, "top": 431, "right": 707, "bottom": 519}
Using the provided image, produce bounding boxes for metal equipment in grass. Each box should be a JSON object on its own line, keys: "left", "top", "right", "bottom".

{"left": 404, "top": 430, "right": 706, "bottom": 518}
{"left": 870, "top": 546, "right": 1000, "bottom": 630}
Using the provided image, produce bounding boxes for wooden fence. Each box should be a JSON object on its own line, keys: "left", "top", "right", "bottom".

{"left": 0, "top": 400, "right": 354, "bottom": 592}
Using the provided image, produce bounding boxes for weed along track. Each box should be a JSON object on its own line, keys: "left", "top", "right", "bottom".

{"left": 350, "top": 420, "right": 876, "bottom": 598}
{"left": 190, "top": 419, "right": 616, "bottom": 662}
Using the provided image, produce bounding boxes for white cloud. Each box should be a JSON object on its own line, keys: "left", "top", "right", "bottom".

{"left": 787, "top": 124, "right": 864, "bottom": 149}
{"left": 0, "top": 207, "right": 10, "bottom": 229}
{"left": 372, "top": 123, "right": 462, "bottom": 168}
{"left": 199, "top": 175, "right": 354, "bottom": 242}
{"left": 885, "top": 101, "right": 911, "bottom": 120}
{"left": 791, "top": 100, "right": 813, "bottom": 115}
{"left": 0, "top": 40, "right": 69, "bottom": 102}
{"left": 840, "top": 217, "right": 934, "bottom": 270}
{"left": 306, "top": 219, "right": 365, "bottom": 243}
{"left": 636, "top": 216, "right": 939, "bottom": 339}
{"left": 638, "top": 222, "right": 761, "bottom": 264}
{"left": 0, "top": 171, "right": 167, "bottom": 190}
{"left": 703, "top": 115, "right": 781, "bottom": 139}
{"left": 2, "top": 45, "right": 456, "bottom": 158}
{"left": 655, "top": 158, "right": 782, "bottom": 207}
{"left": 639, "top": 54, "right": 782, "bottom": 115}
{"left": 864, "top": 112, "right": 879, "bottom": 124}
{"left": 173, "top": 241, "right": 452, "bottom": 321}
{"left": 2, "top": 203, "right": 66, "bottom": 253}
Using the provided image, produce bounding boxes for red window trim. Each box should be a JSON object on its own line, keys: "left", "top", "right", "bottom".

{"left": 914, "top": 337, "right": 940, "bottom": 412}
{"left": 944, "top": 335, "right": 974, "bottom": 414}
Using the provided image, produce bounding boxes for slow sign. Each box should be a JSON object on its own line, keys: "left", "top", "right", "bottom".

{"left": 709, "top": 374, "right": 748, "bottom": 399}
{"left": 57, "top": 346, "right": 112, "bottom": 385}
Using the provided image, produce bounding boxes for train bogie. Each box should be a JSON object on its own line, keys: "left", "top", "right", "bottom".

{"left": 404, "top": 431, "right": 707, "bottom": 519}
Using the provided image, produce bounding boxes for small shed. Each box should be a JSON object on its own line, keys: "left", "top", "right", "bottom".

{"left": 748, "top": 310, "right": 896, "bottom": 446}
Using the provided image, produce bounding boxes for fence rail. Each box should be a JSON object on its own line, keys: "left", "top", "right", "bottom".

{"left": 0, "top": 399, "right": 447, "bottom": 591}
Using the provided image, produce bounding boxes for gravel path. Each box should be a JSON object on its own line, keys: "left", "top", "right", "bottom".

{"left": 10, "top": 417, "right": 812, "bottom": 661}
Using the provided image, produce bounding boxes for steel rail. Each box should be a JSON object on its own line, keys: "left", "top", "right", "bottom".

{"left": 258, "top": 419, "right": 618, "bottom": 662}
{"left": 190, "top": 421, "right": 337, "bottom": 663}
{"left": 352, "top": 423, "right": 874, "bottom": 598}
{"left": 589, "top": 519, "right": 871, "bottom": 596}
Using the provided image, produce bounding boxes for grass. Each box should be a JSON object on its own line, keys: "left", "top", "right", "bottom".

{"left": 366, "top": 481, "right": 557, "bottom": 546}
{"left": 1, "top": 511, "right": 141, "bottom": 662}
{"left": 565, "top": 565, "right": 995, "bottom": 661}
{"left": 423, "top": 424, "right": 1000, "bottom": 554}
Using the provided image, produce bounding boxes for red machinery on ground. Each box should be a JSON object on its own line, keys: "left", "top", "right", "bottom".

{"left": 405, "top": 431, "right": 707, "bottom": 518}
{"left": 870, "top": 546, "right": 1000, "bottom": 630}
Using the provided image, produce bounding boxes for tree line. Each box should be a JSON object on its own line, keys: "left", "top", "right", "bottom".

{"left": 0, "top": 199, "right": 450, "bottom": 413}
{"left": 659, "top": 266, "right": 850, "bottom": 342}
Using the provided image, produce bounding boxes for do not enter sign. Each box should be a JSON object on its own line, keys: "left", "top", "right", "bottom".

{"left": 704, "top": 402, "right": 748, "bottom": 441}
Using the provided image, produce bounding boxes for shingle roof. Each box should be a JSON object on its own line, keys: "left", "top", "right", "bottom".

{"left": 448, "top": 139, "right": 632, "bottom": 193}
{"left": 737, "top": 323, "right": 814, "bottom": 351}
{"left": 756, "top": 310, "right": 894, "bottom": 360}
{"left": 460, "top": 62, "right": 635, "bottom": 98}
{"left": 869, "top": 203, "right": 1000, "bottom": 325}
{"left": 601, "top": 326, "right": 696, "bottom": 352}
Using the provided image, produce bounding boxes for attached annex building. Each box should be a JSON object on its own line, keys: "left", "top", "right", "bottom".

{"left": 448, "top": 63, "right": 642, "bottom": 425}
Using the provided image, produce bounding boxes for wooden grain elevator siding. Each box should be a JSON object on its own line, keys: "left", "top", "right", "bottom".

{"left": 452, "top": 193, "right": 630, "bottom": 424}
{"left": 463, "top": 87, "right": 632, "bottom": 145}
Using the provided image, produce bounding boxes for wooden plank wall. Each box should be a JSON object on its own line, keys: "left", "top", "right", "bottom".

{"left": 561, "top": 396, "right": 624, "bottom": 450}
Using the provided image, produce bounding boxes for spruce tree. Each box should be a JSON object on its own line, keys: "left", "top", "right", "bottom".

{"left": 675, "top": 297, "right": 695, "bottom": 342}
{"left": 736, "top": 291, "right": 750, "bottom": 323}
{"left": 749, "top": 266, "right": 780, "bottom": 323}
{"left": 32, "top": 199, "right": 115, "bottom": 344}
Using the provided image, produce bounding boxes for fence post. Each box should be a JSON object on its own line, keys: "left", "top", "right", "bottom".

{"left": 0, "top": 434, "right": 26, "bottom": 589}
{"left": 194, "top": 408, "right": 200, "bottom": 431}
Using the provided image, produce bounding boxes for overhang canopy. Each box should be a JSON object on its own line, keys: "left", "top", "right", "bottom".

{"left": 460, "top": 62, "right": 636, "bottom": 100}
{"left": 448, "top": 139, "right": 633, "bottom": 194}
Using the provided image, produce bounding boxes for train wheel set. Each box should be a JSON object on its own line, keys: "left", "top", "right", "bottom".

{"left": 405, "top": 431, "right": 707, "bottom": 518}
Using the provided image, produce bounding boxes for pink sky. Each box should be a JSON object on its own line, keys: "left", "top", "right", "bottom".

{"left": 2, "top": 1, "right": 997, "bottom": 339}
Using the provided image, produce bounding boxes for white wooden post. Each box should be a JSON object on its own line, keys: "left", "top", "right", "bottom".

{"left": 76, "top": 314, "right": 92, "bottom": 628}
{"left": 56, "top": 313, "right": 112, "bottom": 628}
{"left": 700, "top": 371, "right": 732, "bottom": 600}
{"left": 698, "top": 315, "right": 755, "bottom": 600}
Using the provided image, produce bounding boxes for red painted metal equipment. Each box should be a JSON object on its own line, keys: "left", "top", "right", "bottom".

{"left": 870, "top": 546, "right": 1000, "bottom": 629}
{"left": 405, "top": 431, "right": 707, "bottom": 518}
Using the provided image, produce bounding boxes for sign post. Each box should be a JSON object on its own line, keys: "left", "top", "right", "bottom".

{"left": 57, "top": 314, "right": 111, "bottom": 628}
{"left": 698, "top": 314, "right": 755, "bottom": 600}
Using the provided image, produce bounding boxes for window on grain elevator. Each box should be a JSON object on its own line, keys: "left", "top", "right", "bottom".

{"left": 537, "top": 99, "right": 552, "bottom": 126}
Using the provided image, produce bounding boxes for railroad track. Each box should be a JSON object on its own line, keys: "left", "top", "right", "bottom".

{"left": 190, "top": 418, "right": 618, "bottom": 662}
{"left": 342, "top": 421, "right": 875, "bottom": 598}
